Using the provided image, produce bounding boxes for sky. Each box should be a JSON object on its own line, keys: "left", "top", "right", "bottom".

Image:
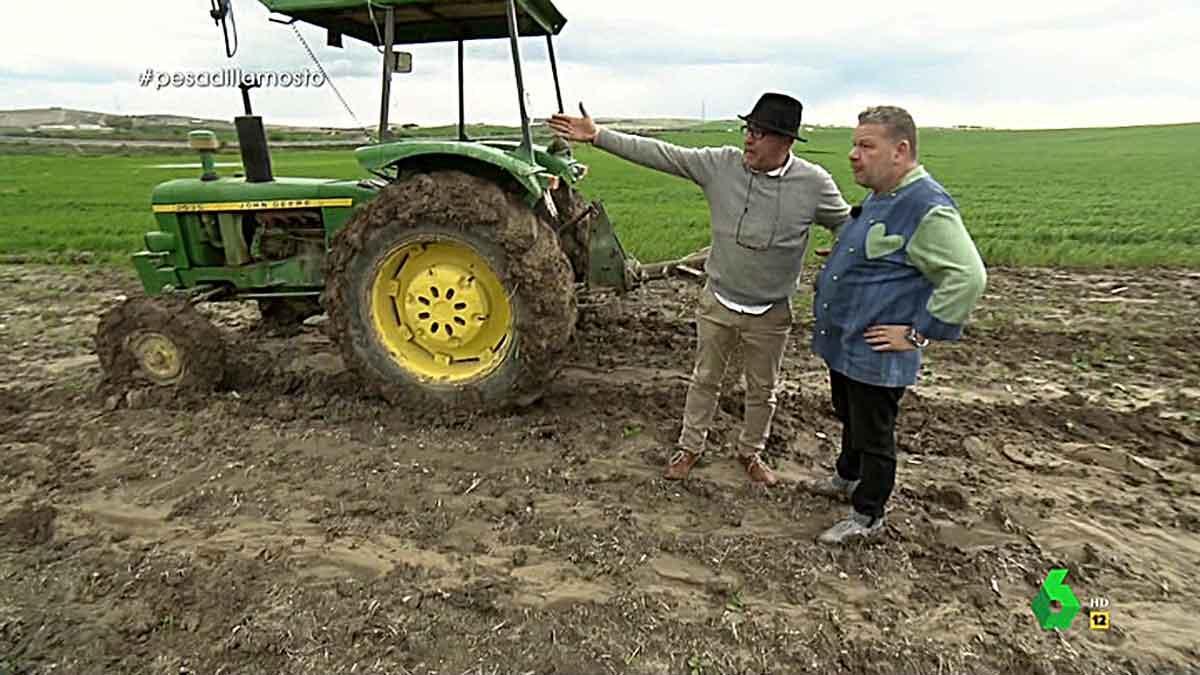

{"left": 1, "top": 0, "right": 1197, "bottom": 131}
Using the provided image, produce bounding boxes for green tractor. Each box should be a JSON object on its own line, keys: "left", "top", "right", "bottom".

{"left": 97, "top": 0, "right": 634, "bottom": 411}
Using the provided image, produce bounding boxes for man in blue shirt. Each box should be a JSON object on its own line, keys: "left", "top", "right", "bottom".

{"left": 805, "top": 106, "right": 987, "bottom": 545}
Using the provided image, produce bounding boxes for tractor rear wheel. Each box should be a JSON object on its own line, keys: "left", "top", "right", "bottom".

{"left": 323, "top": 170, "right": 576, "bottom": 411}
{"left": 95, "top": 296, "right": 227, "bottom": 392}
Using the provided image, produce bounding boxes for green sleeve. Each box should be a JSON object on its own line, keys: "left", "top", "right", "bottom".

{"left": 906, "top": 205, "right": 987, "bottom": 340}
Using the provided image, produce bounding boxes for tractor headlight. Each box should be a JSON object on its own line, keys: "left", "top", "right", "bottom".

{"left": 144, "top": 231, "right": 177, "bottom": 253}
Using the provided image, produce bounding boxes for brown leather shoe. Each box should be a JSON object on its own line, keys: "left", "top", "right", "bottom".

{"left": 663, "top": 449, "right": 701, "bottom": 481}
{"left": 741, "top": 454, "right": 778, "bottom": 486}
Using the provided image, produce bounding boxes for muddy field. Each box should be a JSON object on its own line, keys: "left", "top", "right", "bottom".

{"left": 1, "top": 264, "right": 1198, "bottom": 675}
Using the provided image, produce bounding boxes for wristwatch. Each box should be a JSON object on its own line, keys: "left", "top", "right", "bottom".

{"left": 906, "top": 327, "right": 930, "bottom": 349}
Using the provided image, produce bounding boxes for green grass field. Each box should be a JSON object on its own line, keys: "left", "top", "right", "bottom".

{"left": 1, "top": 122, "right": 1198, "bottom": 267}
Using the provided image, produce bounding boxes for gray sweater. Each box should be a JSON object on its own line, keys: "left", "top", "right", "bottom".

{"left": 595, "top": 128, "right": 851, "bottom": 306}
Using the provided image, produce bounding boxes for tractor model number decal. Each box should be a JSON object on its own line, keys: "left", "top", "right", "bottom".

{"left": 152, "top": 198, "right": 354, "bottom": 213}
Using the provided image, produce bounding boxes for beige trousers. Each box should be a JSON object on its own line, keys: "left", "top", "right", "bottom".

{"left": 677, "top": 283, "right": 793, "bottom": 458}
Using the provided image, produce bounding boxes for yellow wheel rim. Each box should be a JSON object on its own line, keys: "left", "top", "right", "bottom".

{"left": 370, "top": 239, "right": 514, "bottom": 384}
{"left": 126, "top": 332, "right": 184, "bottom": 384}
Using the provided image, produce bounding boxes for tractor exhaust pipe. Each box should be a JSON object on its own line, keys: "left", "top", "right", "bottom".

{"left": 234, "top": 83, "right": 273, "bottom": 183}
{"left": 235, "top": 115, "right": 274, "bottom": 183}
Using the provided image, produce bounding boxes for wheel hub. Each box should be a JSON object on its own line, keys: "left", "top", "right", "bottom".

{"left": 404, "top": 264, "right": 489, "bottom": 347}
{"left": 371, "top": 240, "right": 513, "bottom": 383}
{"left": 125, "top": 332, "right": 184, "bottom": 384}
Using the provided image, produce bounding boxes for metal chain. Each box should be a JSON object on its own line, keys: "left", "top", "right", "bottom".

{"left": 289, "top": 23, "right": 374, "bottom": 140}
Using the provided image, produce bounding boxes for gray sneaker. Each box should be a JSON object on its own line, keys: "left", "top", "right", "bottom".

{"left": 817, "top": 510, "right": 885, "bottom": 545}
{"left": 801, "top": 474, "right": 859, "bottom": 502}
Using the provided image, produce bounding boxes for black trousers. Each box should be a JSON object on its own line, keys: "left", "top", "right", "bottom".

{"left": 830, "top": 370, "right": 906, "bottom": 519}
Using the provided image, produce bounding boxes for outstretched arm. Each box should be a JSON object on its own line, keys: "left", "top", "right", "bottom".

{"left": 548, "top": 104, "right": 727, "bottom": 187}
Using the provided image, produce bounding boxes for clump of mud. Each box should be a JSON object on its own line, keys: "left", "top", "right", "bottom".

{"left": 1, "top": 502, "right": 56, "bottom": 546}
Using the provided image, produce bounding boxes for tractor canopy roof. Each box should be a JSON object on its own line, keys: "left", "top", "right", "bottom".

{"left": 257, "top": 0, "right": 567, "bottom": 45}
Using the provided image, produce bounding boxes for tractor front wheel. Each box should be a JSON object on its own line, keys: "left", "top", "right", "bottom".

{"left": 95, "top": 296, "right": 227, "bottom": 392}
{"left": 323, "top": 170, "right": 576, "bottom": 411}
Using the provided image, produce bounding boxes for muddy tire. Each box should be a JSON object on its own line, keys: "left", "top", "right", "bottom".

{"left": 95, "top": 296, "right": 227, "bottom": 391}
{"left": 323, "top": 170, "right": 576, "bottom": 411}
{"left": 548, "top": 180, "right": 591, "bottom": 282}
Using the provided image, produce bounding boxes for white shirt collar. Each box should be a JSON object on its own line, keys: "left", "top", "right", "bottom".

{"left": 762, "top": 153, "right": 794, "bottom": 177}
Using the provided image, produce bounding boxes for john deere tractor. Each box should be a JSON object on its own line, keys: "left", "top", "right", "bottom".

{"left": 96, "top": 0, "right": 633, "bottom": 411}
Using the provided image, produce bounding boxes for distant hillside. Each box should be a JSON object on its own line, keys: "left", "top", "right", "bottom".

{"left": 0, "top": 107, "right": 359, "bottom": 134}
{"left": 0, "top": 107, "right": 128, "bottom": 128}
{"left": 0, "top": 107, "right": 240, "bottom": 129}
{"left": 0, "top": 107, "right": 728, "bottom": 136}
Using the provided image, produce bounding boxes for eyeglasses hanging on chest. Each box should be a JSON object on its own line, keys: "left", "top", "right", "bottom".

{"left": 735, "top": 172, "right": 784, "bottom": 251}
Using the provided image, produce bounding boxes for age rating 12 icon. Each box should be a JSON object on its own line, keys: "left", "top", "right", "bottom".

{"left": 1089, "top": 610, "right": 1112, "bottom": 631}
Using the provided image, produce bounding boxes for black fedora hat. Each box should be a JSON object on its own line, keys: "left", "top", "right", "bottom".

{"left": 738, "top": 92, "right": 807, "bottom": 142}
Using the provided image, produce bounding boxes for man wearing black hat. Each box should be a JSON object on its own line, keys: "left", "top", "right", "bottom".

{"left": 549, "top": 93, "right": 851, "bottom": 486}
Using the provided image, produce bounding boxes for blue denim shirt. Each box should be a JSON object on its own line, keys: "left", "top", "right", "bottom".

{"left": 811, "top": 169, "right": 967, "bottom": 388}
